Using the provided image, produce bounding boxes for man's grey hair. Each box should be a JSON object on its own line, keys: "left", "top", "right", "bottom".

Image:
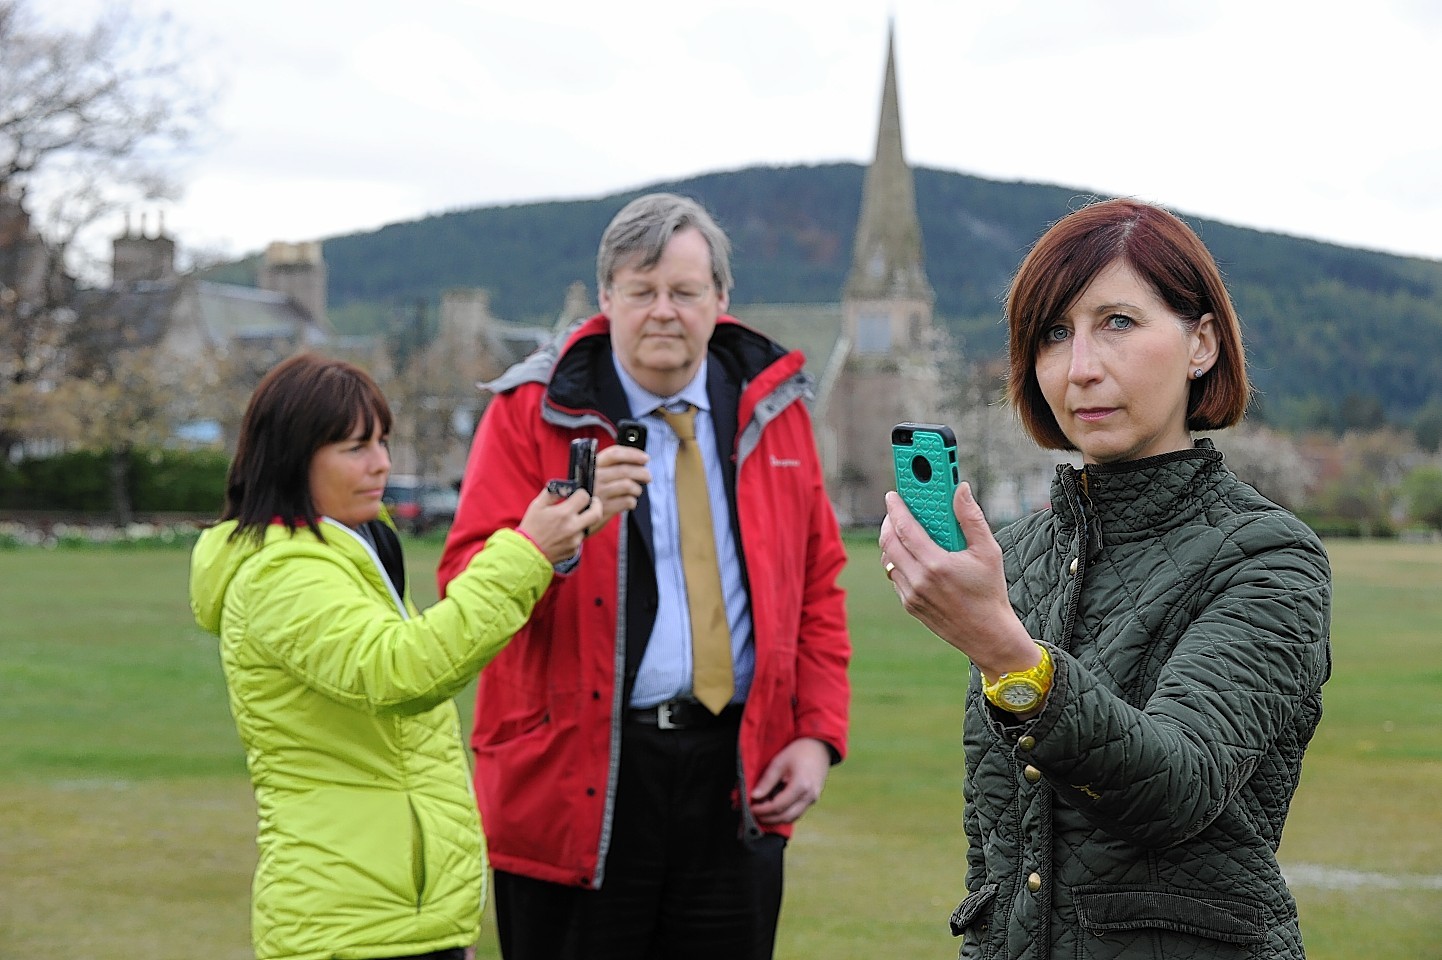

{"left": 596, "top": 193, "right": 733, "bottom": 295}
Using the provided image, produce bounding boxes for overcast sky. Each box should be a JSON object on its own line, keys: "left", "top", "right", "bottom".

{"left": 38, "top": 0, "right": 1442, "bottom": 269}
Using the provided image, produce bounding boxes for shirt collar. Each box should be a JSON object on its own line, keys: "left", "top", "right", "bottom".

{"left": 613, "top": 355, "right": 710, "bottom": 417}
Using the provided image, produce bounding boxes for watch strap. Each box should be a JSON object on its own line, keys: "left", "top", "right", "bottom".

{"left": 982, "top": 643, "right": 1055, "bottom": 712}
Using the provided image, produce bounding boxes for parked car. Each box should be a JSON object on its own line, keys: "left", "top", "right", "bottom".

{"left": 382, "top": 475, "right": 460, "bottom": 534}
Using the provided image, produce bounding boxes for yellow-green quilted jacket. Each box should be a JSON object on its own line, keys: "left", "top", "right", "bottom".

{"left": 190, "top": 517, "right": 550, "bottom": 960}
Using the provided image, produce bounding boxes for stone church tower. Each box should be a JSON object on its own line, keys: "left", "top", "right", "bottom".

{"left": 827, "top": 26, "right": 948, "bottom": 524}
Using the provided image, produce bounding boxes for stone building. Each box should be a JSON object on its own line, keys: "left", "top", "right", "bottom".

{"left": 69, "top": 220, "right": 339, "bottom": 450}
{"left": 829, "top": 27, "right": 949, "bottom": 522}
{"left": 99, "top": 222, "right": 333, "bottom": 379}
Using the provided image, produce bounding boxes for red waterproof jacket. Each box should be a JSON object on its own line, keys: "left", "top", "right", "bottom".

{"left": 438, "top": 314, "right": 850, "bottom": 889}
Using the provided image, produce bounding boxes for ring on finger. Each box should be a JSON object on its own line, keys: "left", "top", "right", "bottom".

{"left": 883, "top": 560, "right": 896, "bottom": 577}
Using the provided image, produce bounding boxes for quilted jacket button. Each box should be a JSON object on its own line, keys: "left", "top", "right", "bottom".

{"left": 1018, "top": 735, "right": 1036, "bottom": 751}
{"left": 1024, "top": 765, "right": 1041, "bottom": 783}
{"left": 1068, "top": 556, "right": 1079, "bottom": 575}
{"left": 1027, "top": 872, "right": 1042, "bottom": 892}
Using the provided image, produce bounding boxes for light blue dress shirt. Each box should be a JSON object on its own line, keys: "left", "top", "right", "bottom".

{"left": 614, "top": 357, "right": 755, "bottom": 709}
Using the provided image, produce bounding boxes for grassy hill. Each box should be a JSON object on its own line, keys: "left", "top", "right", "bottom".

{"left": 228, "top": 163, "right": 1442, "bottom": 433}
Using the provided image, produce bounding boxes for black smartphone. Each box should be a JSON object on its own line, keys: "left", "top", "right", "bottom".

{"left": 546, "top": 437, "right": 597, "bottom": 498}
{"left": 616, "top": 418, "right": 648, "bottom": 448}
{"left": 891, "top": 422, "right": 966, "bottom": 550}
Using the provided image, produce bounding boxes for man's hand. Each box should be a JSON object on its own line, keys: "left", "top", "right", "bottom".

{"left": 589, "top": 443, "right": 651, "bottom": 533}
{"left": 749, "top": 737, "right": 832, "bottom": 826}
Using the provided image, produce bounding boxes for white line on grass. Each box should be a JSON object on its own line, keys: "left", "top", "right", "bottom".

{"left": 1284, "top": 863, "right": 1442, "bottom": 891}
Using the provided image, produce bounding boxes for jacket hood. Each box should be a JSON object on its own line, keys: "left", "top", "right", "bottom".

{"left": 189, "top": 520, "right": 265, "bottom": 635}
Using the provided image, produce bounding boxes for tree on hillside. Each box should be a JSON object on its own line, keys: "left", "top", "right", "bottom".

{"left": 0, "top": 0, "right": 210, "bottom": 466}
{"left": 1412, "top": 399, "right": 1442, "bottom": 454}
{"left": 1401, "top": 465, "right": 1442, "bottom": 533}
{"left": 1309, "top": 429, "right": 1416, "bottom": 536}
{"left": 1207, "top": 424, "right": 1314, "bottom": 510}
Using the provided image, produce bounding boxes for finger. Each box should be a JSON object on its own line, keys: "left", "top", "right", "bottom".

{"left": 582, "top": 495, "right": 605, "bottom": 526}
{"left": 883, "top": 490, "right": 921, "bottom": 530}
{"left": 750, "top": 784, "right": 793, "bottom": 818}
{"left": 882, "top": 491, "right": 926, "bottom": 559}
{"left": 754, "top": 786, "right": 814, "bottom": 826}
{"left": 597, "top": 444, "right": 649, "bottom": 467}
{"left": 750, "top": 762, "right": 784, "bottom": 803}
{"left": 951, "top": 482, "right": 997, "bottom": 550}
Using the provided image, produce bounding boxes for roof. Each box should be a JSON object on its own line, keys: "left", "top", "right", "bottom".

{"left": 484, "top": 320, "right": 551, "bottom": 367}
{"left": 193, "top": 281, "right": 322, "bottom": 343}
{"left": 73, "top": 278, "right": 330, "bottom": 355}
{"left": 73, "top": 282, "right": 184, "bottom": 350}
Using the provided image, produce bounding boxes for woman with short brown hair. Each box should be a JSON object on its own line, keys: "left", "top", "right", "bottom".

{"left": 881, "top": 199, "right": 1331, "bottom": 959}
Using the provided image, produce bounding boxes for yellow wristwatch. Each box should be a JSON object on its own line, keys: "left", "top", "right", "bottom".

{"left": 983, "top": 644, "right": 1054, "bottom": 713}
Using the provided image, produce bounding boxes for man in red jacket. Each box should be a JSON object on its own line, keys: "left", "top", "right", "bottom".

{"left": 438, "top": 193, "right": 850, "bottom": 960}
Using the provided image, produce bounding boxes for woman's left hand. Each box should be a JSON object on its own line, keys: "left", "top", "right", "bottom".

{"left": 879, "top": 483, "right": 1035, "bottom": 676}
{"left": 518, "top": 488, "right": 605, "bottom": 564}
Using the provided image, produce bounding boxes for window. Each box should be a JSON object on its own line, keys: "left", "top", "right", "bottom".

{"left": 856, "top": 311, "right": 891, "bottom": 354}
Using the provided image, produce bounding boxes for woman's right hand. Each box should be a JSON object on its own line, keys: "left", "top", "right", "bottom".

{"left": 879, "top": 482, "right": 1037, "bottom": 678}
{"left": 517, "top": 488, "right": 604, "bottom": 565}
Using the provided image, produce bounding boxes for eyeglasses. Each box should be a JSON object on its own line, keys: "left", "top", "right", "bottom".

{"left": 610, "top": 283, "right": 712, "bottom": 308}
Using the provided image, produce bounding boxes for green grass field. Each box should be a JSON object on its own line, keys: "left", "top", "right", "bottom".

{"left": 1, "top": 537, "right": 1439, "bottom": 958}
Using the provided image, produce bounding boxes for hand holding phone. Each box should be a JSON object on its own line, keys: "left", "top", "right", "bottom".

{"left": 891, "top": 422, "right": 967, "bottom": 550}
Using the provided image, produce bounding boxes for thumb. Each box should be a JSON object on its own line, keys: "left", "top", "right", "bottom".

{"left": 952, "top": 482, "right": 994, "bottom": 550}
{"left": 750, "top": 758, "right": 783, "bottom": 801}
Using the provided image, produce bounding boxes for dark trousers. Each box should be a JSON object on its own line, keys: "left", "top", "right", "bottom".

{"left": 493, "top": 710, "right": 785, "bottom": 960}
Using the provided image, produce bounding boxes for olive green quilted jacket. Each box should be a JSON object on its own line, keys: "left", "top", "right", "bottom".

{"left": 952, "top": 442, "right": 1331, "bottom": 959}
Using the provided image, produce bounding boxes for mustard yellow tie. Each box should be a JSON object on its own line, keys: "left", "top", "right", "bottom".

{"left": 658, "top": 404, "right": 734, "bottom": 714}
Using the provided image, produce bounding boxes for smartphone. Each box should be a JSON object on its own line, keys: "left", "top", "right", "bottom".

{"left": 546, "top": 437, "right": 597, "bottom": 498}
{"left": 616, "top": 418, "right": 648, "bottom": 449}
{"left": 891, "top": 422, "right": 966, "bottom": 550}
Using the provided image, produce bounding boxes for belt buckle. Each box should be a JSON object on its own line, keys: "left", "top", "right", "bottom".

{"left": 656, "top": 700, "right": 679, "bottom": 730}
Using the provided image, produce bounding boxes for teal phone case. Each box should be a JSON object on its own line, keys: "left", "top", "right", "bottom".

{"left": 891, "top": 423, "right": 966, "bottom": 550}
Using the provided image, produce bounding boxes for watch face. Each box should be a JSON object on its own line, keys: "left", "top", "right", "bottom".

{"left": 999, "top": 682, "right": 1040, "bottom": 710}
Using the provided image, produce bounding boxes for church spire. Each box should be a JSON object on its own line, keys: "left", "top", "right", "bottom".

{"left": 844, "top": 22, "right": 933, "bottom": 303}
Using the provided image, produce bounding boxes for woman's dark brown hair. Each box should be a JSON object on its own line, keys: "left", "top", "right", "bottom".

{"left": 1005, "top": 198, "right": 1251, "bottom": 450}
{"left": 221, "top": 353, "right": 392, "bottom": 542}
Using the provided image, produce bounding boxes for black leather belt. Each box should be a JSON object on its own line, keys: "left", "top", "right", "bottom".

{"left": 626, "top": 697, "right": 743, "bottom": 730}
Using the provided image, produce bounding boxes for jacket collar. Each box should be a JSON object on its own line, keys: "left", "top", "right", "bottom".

{"left": 1050, "top": 438, "right": 1229, "bottom": 540}
{"left": 481, "top": 312, "right": 811, "bottom": 435}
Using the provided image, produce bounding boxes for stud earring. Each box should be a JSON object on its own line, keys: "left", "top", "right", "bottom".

{"left": 1193, "top": 367, "right": 1205, "bottom": 379}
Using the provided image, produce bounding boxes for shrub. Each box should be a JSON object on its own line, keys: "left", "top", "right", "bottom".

{"left": 0, "top": 448, "right": 228, "bottom": 513}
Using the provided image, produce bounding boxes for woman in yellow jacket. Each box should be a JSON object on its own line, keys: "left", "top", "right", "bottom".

{"left": 190, "top": 354, "right": 602, "bottom": 960}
